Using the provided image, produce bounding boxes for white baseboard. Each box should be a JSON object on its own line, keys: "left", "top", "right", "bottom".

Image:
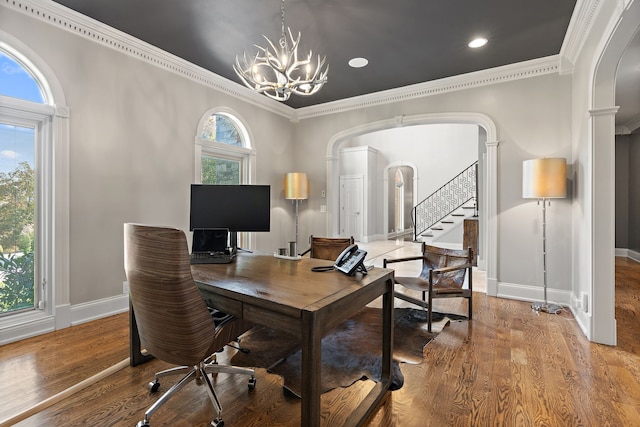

{"left": 496, "top": 281, "right": 573, "bottom": 306}
{"left": 0, "top": 294, "right": 129, "bottom": 345}
{"left": 627, "top": 249, "right": 640, "bottom": 263}
{"left": 615, "top": 247, "right": 629, "bottom": 257}
{"left": 70, "top": 294, "right": 129, "bottom": 326}
{"left": 0, "top": 314, "right": 55, "bottom": 345}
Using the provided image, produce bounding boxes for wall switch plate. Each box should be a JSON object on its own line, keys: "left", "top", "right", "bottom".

{"left": 123, "top": 281, "right": 130, "bottom": 294}
{"left": 321, "top": 190, "right": 326, "bottom": 198}
{"left": 320, "top": 205, "right": 327, "bottom": 213}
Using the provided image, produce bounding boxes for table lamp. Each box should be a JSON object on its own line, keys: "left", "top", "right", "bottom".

{"left": 284, "top": 172, "right": 309, "bottom": 256}
{"left": 523, "top": 158, "right": 566, "bottom": 314}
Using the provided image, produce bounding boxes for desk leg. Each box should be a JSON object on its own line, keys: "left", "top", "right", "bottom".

{"left": 344, "top": 277, "right": 395, "bottom": 427}
{"left": 381, "top": 278, "right": 394, "bottom": 386}
{"left": 129, "top": 299, "right": 154, "bottom": 366}
{"left": 301, "top": 310, "right": 321, "bottom": 427}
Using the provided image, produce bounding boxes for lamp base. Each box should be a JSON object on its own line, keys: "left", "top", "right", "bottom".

{"left": 531, "top": 302, "right": 562, "bottom": 314}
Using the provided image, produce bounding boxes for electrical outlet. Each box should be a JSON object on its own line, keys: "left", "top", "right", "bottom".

{"left": 123, "top": 281, "right": 130, "bottom": 294}
{"left": 320, "top": 205, "right": 327, "bottom": 213}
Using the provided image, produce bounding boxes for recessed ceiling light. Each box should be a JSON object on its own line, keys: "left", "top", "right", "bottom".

{"left": 468, "top": 38, "right": 488, "bottom": 48}
{"left": 348, "top": 57, "right": 369, "bottom": 68}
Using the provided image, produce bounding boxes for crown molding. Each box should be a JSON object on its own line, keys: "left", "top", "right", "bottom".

{"left": 616, "top": 112, "right": 640, "bottom": 134}
{"left": 6, "top": 0, "right": 570, "bottom": 122}
{"left": 295, "top": 56, "right": 561, "bottom": 120}
{"left": 5, "top": 0, "right": 296, "bottom": 120}
{"left": 560, "top": 0, "right": 603, "bottom": 75}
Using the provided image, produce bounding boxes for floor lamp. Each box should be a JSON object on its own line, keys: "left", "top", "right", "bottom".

{"left": 522, "top": 158, "right": 567, "bottom": 314}
{"left": 284, "top": 172, "right": 309, "bottom": 256}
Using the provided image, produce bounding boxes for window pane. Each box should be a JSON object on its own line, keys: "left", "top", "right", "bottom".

{"left": 0, "top": 52, "right": 44, "bottom": 103}
{"left": 201, "top": 114, "right": 243, "bottom": 146}
{"left": 201, "top": 155, "right": 241, "bottom": 185}
{"left": 0, "top": 124, "right": 36, "bottom": 315}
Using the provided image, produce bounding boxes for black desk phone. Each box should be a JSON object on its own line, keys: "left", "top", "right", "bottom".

{"left": 334, "top": 244, "right": 368, "bottom": 275}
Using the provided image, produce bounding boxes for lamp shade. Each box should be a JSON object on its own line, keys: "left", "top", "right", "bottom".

{"left": 522, "top": 158, "right": 567, "bottom": 199}
{"left": 284, "top": 172, "right": 309, "bottom": 200}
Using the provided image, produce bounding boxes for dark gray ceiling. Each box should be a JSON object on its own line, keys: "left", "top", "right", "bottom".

{"left": 51, "top": 0, "right": 577, "bottom": 109}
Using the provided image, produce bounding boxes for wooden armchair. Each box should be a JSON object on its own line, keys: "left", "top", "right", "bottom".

{"left": 301, "top": 235, "right": 354, "bottom": 261}
{"left": 124, "top": 223, "right": 256, "bottom": 427}
{"left": 383, "top": 243, "right": 473, "bottom": 332}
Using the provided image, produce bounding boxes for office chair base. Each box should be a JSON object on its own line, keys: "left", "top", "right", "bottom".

{"left": 140, "top": 361, "right": 255, "bottom": 427}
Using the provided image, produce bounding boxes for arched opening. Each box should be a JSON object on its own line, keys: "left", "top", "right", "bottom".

{"left": 326, "top": 112, "right": 499, "bottom": 295}
{"left": 589, "top": 0, "right": 640, "bottom": 345}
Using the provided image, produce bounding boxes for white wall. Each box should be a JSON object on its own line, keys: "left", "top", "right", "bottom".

{"left": 346, "top": 124, "right": 479, "bottom": 201}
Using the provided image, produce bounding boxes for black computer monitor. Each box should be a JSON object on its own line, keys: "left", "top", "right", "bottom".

{"left": 189, "top": 184, "right": 271, "bottom": 232}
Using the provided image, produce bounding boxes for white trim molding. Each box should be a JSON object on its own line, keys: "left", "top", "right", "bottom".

{"left": 3, "top": 0, "right": 589, "bottom": 122}
{"left": 297, "top": 56, "right": 560, "bottom": 120}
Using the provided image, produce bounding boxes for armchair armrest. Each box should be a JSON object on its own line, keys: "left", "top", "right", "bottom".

{"left": 383, "top": 255, "right": 424, "bottom": 268}
{"left": 431, "top": 263, "right": 473, "bottom": 275}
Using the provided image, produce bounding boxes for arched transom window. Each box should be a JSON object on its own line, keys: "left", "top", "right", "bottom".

{"left": 196, "top": 111, "right": 252, "bottom": 185}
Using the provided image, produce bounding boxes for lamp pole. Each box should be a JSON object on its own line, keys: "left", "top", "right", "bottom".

{"left": 531, "top": 198, "right": 562, "bottom": 314}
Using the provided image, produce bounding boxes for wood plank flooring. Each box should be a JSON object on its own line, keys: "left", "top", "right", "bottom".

{"left": 1, "top": 255, "right": 639, "bottom": 426}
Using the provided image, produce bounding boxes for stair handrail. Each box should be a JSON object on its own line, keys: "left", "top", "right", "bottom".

{"left": 412, "top": 162, "right": 478, "bottom": 240}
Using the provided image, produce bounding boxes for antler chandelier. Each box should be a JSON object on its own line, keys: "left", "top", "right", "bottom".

{"left": 233, "top": 0, "right": 328, "bottom": 102}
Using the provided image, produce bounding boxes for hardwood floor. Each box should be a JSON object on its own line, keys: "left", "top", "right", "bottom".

{"left": 1, "top": 255, "right": 639, "bottom": 426}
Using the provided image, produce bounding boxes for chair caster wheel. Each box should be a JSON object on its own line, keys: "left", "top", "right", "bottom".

{"left": 136, "top": 421, "right": 150, "bottom": 427}
{"left": 211, "top": 418, "right": 224, "bottom": 427}
{"left": 148, "top": 380, "right": 160, "bottom": 393}
{"left": 248, "top": 376, "right": 257, "bottom": 390}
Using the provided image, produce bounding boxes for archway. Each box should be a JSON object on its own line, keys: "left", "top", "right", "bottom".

{"left": 384, "top": 161, "right": 418, "bottom": 240}
{"left": 590, "top": 0, "right": 640, "bottom": 345}
{"left": 325, "top": 112, "right": 500, "bottom": 295}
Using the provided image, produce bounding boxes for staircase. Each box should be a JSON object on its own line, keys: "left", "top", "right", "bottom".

{"left": 412, "top": 162, "right": 478, "bottom": 242}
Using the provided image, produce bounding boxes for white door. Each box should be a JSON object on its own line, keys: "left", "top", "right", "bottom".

{"left": 340, "top": 175, "right": 363, "bottom": 241}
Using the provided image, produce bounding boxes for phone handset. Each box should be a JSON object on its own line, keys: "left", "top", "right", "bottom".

{"left": 334, "top": 244, "right": 368, "bottom": 275}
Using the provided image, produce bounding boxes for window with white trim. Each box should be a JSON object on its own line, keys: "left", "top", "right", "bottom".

{"left": 0, "top": 50, "right": 50, "bottom": 318}
{"left": 195, "top": 110, "right": 255, "bottom": 247}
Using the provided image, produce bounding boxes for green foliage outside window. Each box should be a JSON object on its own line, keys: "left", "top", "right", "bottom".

{"left": 201, "top": 156, "right": 240, "bottom": 185}
{"left": 0, "top": 161, "right": 35, "bottom": 314}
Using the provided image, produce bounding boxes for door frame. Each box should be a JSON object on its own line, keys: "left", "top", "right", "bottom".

{"left": 339, "top": 174, "right": 364, "bottom": 241}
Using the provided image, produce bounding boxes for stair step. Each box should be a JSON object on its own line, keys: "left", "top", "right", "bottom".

{"left": 431, "top": 227, "right": 443, "bottom": 231}
{"left": 451, "top": 213, "right": 465, "bottom": 217}
{"left": 441, "top": 220, "right": 454, "bottom": 224}
{"left": 462, "top": 206, "right": 475, "bottom": 209}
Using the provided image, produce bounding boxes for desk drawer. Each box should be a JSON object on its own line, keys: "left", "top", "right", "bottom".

{"left": 198, "top": 289, "right": 243, "bottom": 317}
{"left": 243, "top": 304, "right": 300, "bottom": 338}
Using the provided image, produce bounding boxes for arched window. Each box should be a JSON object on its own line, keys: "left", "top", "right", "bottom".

{"left": 0, "top": 52, "right": 44, "bottom": 103}
{"left": 0, "top": 33, "right": 68, "bottom": 343}
{"left": 195, "top": 109, "right": 256, "bottom": 247}
{"left": 196, "top": 111, "right": 253, "bottom": 186}
{"left": 0, "top": 51, "right": 45, "bottom": 317}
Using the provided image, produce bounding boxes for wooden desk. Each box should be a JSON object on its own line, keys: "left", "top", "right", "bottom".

{"left": 130, "top": 253, "right": 395, "bottom": 427}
